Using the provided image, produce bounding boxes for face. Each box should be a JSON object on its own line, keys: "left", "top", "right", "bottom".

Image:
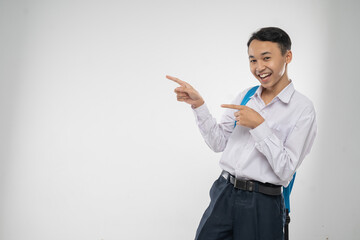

{"left": 248, "top": 40, "right": 292, "bottom": 91}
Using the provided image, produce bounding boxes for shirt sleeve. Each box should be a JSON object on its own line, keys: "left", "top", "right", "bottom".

{"left": 249, "top": 106, "right": 317, "bottom": 182}
{"left": 192, "top": 100, "right": 239, "bottom": 153}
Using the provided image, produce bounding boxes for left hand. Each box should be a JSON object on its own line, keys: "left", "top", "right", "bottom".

{"left": 221, "top": 104, "right": 264, "bottom": 129}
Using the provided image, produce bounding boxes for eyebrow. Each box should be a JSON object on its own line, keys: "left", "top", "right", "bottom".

{"left": 249, "top": 51, "right": 272, "bottom": 59}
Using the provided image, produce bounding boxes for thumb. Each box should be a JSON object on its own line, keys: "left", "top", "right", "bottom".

{"left": 175, "top": 86, "right": 189, "bottom": 93}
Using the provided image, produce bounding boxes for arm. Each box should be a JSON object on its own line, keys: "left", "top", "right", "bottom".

{"left": 167, "top": 75, "right": 234, "bottom": 152}
{"left": 249, "top": 106, "right": 317, "bottom": 182}
{"left": 221, "top": 103, "right": 317, "bottom": 182}
{"left": 193, "top": 103, "right": 236, "bottom": 152}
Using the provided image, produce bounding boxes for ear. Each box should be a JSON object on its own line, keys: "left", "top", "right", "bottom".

{"left": 285, "top": 50, "right": 292, "bottom": 64}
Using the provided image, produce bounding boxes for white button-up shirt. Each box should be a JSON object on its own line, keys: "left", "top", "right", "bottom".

{"left": 193, "top": 82, "right": 317, "bottom": 187}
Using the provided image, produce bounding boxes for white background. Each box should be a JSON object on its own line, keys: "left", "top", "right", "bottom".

{"left": 1, "top": 0, "right": 359, "bottom": 239}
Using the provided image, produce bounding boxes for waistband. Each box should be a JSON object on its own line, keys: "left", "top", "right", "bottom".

{"left": 221, "top": 170, "right": 282, "bottom": 196}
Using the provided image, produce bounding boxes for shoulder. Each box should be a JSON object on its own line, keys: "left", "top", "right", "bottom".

{"left": 291, "top": 89, "right": 316, "bottom": 117}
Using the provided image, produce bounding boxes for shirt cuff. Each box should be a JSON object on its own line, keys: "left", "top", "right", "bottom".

{"left": 192, "top": 103, "right": 210, "bottom": 123}
{"left": 249, "top": 121, "right": 273, "bottom": 143}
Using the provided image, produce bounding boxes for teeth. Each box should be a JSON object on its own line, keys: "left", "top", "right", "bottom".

{"left": 260, "top": 73, "right": 270, "bottom": 78}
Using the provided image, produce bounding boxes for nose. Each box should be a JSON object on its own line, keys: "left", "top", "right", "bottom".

{"left": 256, "top": 61, "right": 266, "bottom": 73}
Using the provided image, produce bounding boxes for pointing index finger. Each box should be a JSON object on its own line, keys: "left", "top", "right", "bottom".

{"left": 166, "top": 75, "right": 186, "bottom": 86}
{"left": 221, "top": 104, "right": 244, "bottom": 110}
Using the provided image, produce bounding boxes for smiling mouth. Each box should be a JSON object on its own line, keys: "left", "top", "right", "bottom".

{"left": 258, "top": 73, "right": 272, "bottom": 81}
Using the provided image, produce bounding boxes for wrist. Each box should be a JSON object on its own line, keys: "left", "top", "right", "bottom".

{"left": 249, "top": 115, "right": 265, "bottom": 129}
{"left": 191, "top": 99, "right": 205, "bottom": 109}
{"left": 252, "top": 118, "right": 265, "bottom": 129}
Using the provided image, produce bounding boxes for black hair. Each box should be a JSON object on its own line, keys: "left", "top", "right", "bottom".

{"left": 247, "top": 27, "right": 291, "bottom": 55}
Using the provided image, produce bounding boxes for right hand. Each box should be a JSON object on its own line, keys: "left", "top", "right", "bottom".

{"left": 166, "top": 75, "right": 204, "bottom": 108}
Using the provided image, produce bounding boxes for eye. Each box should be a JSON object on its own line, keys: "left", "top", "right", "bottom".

{"left": 250, "top": 59, "right": 257, "bottom": 63}
{"left": 264, "top": 57, "right": 271, "bottom": 61}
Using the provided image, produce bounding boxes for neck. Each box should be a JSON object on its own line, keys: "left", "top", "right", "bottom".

{"left": 260, "top": 72, "right": 290, "bottom": 106}
{"left": 263, "top": 73, "right": 290, "bottom": 97}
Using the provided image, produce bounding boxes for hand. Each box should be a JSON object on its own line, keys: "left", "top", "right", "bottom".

{"left": 221, "top": 104, "right": 264, "bottom": 129}
{"left": 166, "top": 75, "right": 204, "bottom": 108}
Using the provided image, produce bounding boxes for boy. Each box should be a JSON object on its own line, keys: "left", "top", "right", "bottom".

{"left": 167, "top": 27, "right": 317, "bottom": 240}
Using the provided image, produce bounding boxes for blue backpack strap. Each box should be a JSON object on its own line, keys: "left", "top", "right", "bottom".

{"left": 234, "top": 86, "right": 259, "bottom": 128}
{"left": 241, "top": 85, "right": 259, "bottom": 105}
{"left": 283, "top": 173, "right": 296, "bottom": 212}
{"left": 284, "top": 174, "right": 296, "bottom": 240}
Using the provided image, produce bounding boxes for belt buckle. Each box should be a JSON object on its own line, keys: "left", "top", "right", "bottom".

{"left": 246, "top": 181, "right": 254, "bottom": 192}
{"left": 233, "top": 178, "right": 240, "bottom": 189}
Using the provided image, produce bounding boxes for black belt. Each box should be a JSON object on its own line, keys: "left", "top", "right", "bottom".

{"left": 221, "top": 170, "right": 282, "bottom": 196}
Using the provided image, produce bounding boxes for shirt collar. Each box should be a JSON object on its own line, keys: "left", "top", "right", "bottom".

{"left": 277, "top": 81, "right": 295, "bottom": 103}
{"left": 252, "top": 80, "right": 295, "bottom": 104}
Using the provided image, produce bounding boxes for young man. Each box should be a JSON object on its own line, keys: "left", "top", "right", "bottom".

{"left": 167, "top": 27, "right": 317, "bottom": 240}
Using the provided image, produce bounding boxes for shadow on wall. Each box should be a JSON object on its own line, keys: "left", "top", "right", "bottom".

{"left": 0, "top": 3, "right": 28, "bottom": 228}
{"left": 310, "top": 0, "right": 360, "bottom": 239}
